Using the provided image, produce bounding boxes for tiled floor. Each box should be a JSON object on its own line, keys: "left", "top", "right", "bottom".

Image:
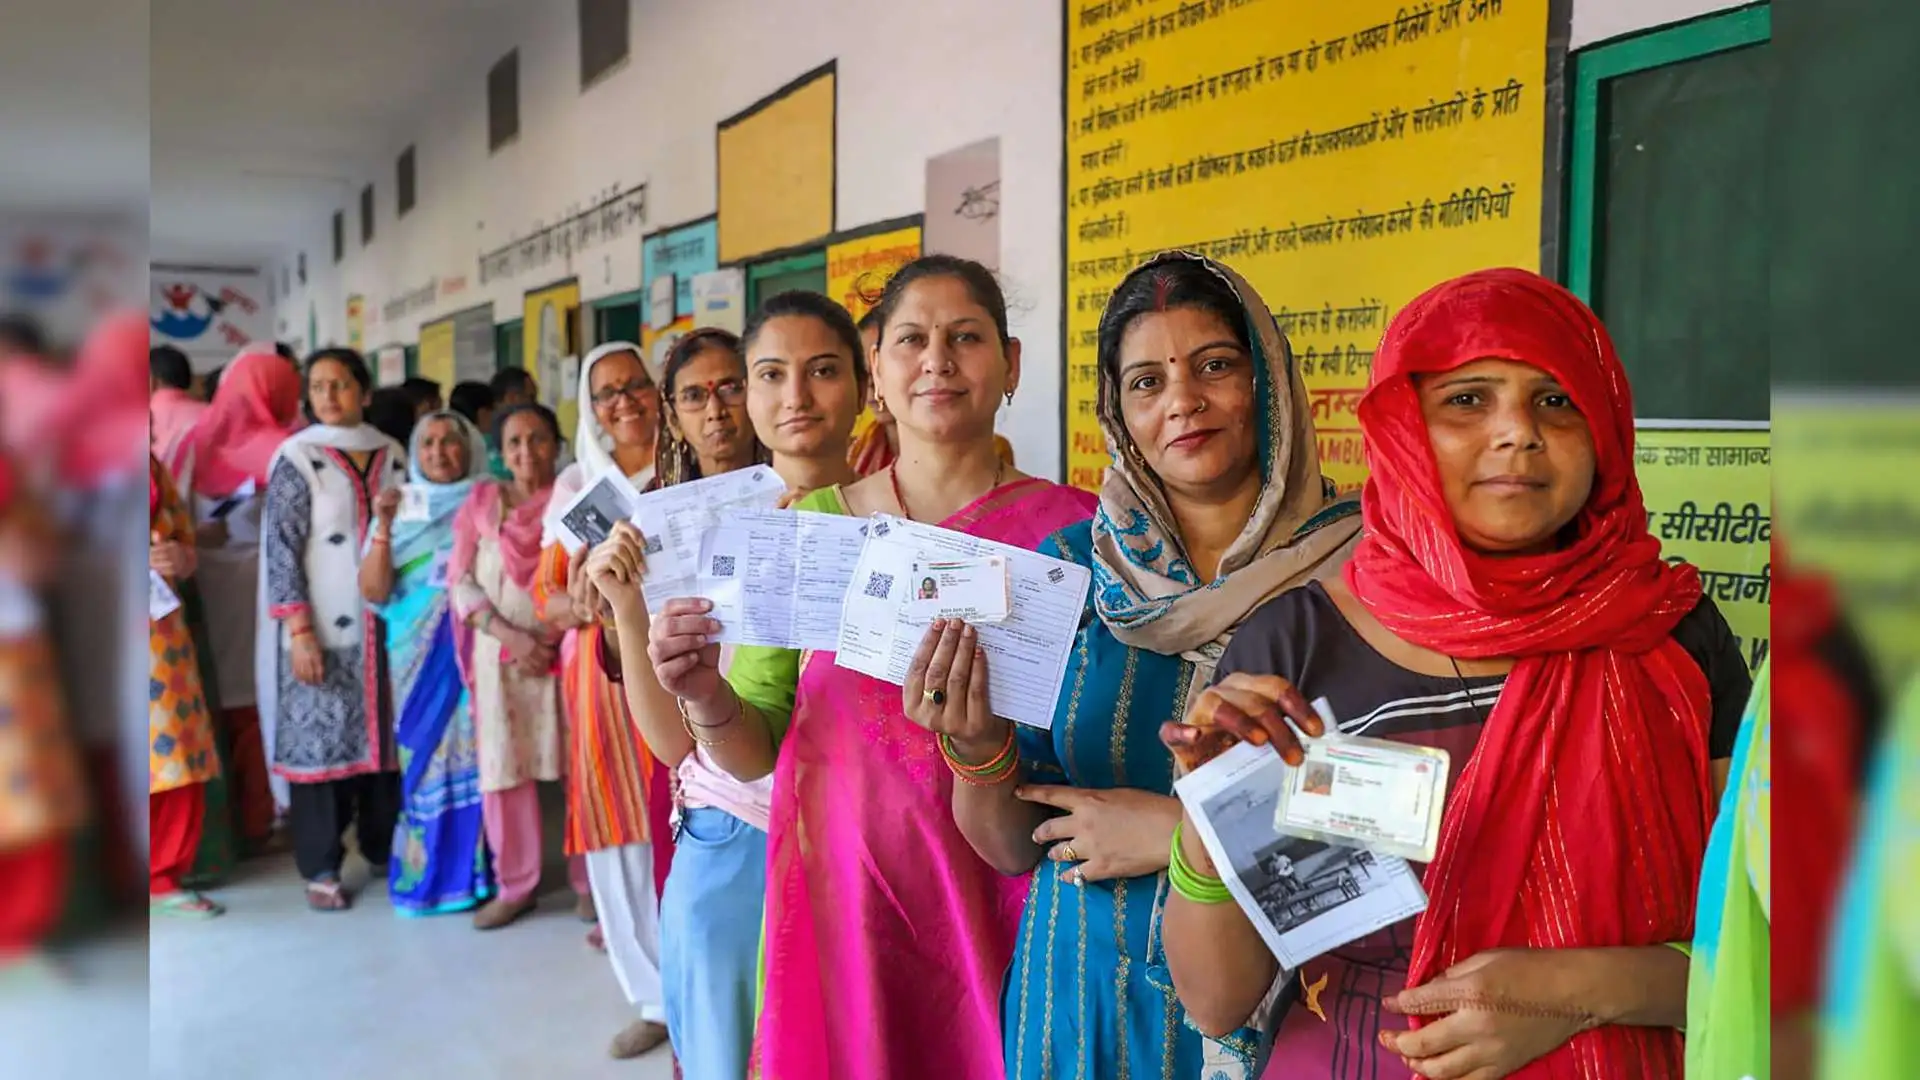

{"left": 148, "top": 842, "right": 675, "bottom": 1080}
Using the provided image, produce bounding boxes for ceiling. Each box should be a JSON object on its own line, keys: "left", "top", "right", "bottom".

{"left": 140, "top": 0, "right": 533, "bottom": 265}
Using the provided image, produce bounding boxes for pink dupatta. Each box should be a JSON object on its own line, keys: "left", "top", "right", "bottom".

{"left": 757, "top": 477, "right": 1098, "bottom": 1080}
{"left": 448, "top": 479, "right": 554, "bottom": 681}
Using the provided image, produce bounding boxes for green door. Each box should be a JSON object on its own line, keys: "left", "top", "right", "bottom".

{"left": 404, "top": 344, "right": 419, "bottom": 380}
{"left": 495, "top": 319, "right": 524, "bottom": 372}
{"left": 746, "top": 249, "right": 827, "bottom": 311}
{"left": 591, "top": 292, "right": 645, "bottom": 345}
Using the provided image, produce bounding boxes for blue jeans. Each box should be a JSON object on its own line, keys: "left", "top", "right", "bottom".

{"left": 660, "top": 806, "right": 768, "bottom": 1080}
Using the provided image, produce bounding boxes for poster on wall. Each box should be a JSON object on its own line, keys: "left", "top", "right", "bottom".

{"left": 925, "top": 137, "right": 1002, "bottom": 270}
{"left": 417, "top": 321, "right": 456, "bottom": 391}
{"left": 826, "top": 219, "right": 922, "bottom": 322}
{"left": 1775, "top": 400, "right": 1920, "bottom": 683}
{"left": 419, "top": 303, "right": 498, "bottom": 390}
{"left": 0, "top": 216, "right": 138, "bottom": 350}
{"left": 149, "top": 267, "right": 271, "bottom": 366}
{"left": 716, "top": 63, "right": 836, "bottom": 264}
{"left": 1637, "top": 428, "right": 1771, "bottom": 671}
{"left": 523, "top": 278, "right": 582, "bottom": 436}
{"left": 345, "top": 294, "right": 367, "bottom": 351}
{"left": 374, "top": 344, "right": 407, "bottom": 388}
{"left": 641, "top": 217, "right": 720, "bottom": 328}
{"left": 1062, "top": 0, "right": 1549, "bottom": 492}
{"left": 692, "top": 268, "right": 746, "bottom": 334}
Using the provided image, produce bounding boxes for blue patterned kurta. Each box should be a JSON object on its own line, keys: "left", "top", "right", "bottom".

{"left": 1005, "top": 520, "right": 1259, "bottom": 1080}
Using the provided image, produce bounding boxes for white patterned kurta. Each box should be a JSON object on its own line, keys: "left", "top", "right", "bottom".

{"left": 264, "top": 437, "right": 406, "bottom": 781}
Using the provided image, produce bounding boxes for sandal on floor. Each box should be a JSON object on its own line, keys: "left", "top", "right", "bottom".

{"left": 305, "top": 879, "right": 351, "bottom": 912}
{"left": 151, "top": 891, "right": 226, "bottom": 919}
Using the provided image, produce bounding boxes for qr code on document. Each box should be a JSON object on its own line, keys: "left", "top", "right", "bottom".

{"left": 862, "top": 571, "right": 895, "bottom": 600}
{"left": 643, "top": 533, "right": 663, "bottom": 556}
{"left": 710, "top": 555, "right": 737, "bottom": 578}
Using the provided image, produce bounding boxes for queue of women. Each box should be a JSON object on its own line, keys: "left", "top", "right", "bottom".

{"left": 143, "top": 248, "right": 1761, "bottom": 1079}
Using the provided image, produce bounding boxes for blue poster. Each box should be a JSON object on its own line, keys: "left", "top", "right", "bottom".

{"left": 640, "top": 218, "right": 719, "bottom": 329}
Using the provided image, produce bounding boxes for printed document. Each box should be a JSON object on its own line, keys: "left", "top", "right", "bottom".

{"left": 633, "top": 464, "right": 787, "bottom": 610}
{"left": 691, "top": 508, "right": 872, "bottom": 649}
{"left": 1175, "top": 742, "right": 1429, "bottom": 970}
{"left": 833, "top": 516, "right": 1090, "bottom": 730}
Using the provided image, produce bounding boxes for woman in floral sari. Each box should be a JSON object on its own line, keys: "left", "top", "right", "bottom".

{"left": 359, "top": 411, "right": 493, "bottom": 915}
{"left": 649, "top": 256, "right": 1097, "bottom": 1079}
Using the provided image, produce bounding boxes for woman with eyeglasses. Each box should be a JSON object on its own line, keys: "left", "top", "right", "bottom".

{"left": 260, "top": 348, "right": 408, "bottom": 912}
{"left": 579, "top": 327, "right": 770, "bottom": 1080}
{"left": 649, "top": 256, "right": 1097, "bottom": 1079}
{"left": 535, "top": 342, "right": 675, "bottom": 1061}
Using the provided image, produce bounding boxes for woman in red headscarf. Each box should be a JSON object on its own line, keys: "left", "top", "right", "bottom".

{"left": 1157, "top": 269, "right": 1752, "bottom": 1080}
{"left": 168, "top": 347, "right": 305, "bottom": 850}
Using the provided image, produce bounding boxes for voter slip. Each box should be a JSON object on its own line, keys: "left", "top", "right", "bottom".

{"left": 906, "top": 556, "right": 1011, "bottom": 623}
{"left": 1272, "top": 697, "right": 1450, "bottom": 864}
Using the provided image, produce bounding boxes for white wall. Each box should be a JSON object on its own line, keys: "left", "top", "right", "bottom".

{"left": 1570, "top": 0, "right": 1749, "bottom": 49}
{"left": 275, "top": 0, "right": 1752, "bottom": 477}
{"left": 276, "top": 0, "right": 1062, "bottom": 470}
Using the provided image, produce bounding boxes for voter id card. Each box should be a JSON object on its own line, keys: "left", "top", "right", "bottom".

{"left": 1273, "top": 697, "right": 1449, "bottom": 863}
{"left": 905, "top": 556, "right": 1011, "bottom": 623}
{"left": 398, "top": 484, "right": 432, "bottom": 523}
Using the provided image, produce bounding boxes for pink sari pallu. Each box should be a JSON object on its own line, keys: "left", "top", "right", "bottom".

{"left": 755, "top": 478, "right": 1097, "bottom": 1080}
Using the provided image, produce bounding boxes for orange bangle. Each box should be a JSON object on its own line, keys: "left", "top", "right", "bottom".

{"left": 938, "top": 726, "right": 1019, "bottom": 785}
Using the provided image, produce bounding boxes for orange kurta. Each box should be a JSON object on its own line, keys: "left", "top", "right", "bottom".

{"left": 149, "top": 459, "right": 220, "bottom": 795}
{"left": 536, "top": 543, "right": 653, "bottom": 854}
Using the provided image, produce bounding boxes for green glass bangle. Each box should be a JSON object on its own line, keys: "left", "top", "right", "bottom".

{"left": 1169, "top": 822, "right": 1231, "bottom": 905}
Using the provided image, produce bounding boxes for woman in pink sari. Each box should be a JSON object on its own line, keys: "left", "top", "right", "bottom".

{"left": 648, "top": 256, "right": 1096, "bottom": 1079}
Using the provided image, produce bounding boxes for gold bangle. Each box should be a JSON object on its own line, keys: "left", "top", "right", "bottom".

{"left": 677, "top": 696, "right": 737, "bottom": 746}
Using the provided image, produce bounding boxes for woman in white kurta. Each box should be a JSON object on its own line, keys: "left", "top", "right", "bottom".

{"left": 260, "top": 348, "right": 406, "bottom": 911}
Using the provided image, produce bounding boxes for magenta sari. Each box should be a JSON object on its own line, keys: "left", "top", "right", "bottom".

{"left": 755, "top": 477, "right": 1097, "bottom": 1080}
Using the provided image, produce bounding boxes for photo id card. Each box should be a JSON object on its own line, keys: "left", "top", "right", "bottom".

{"left": 1273, "top": 699, "right": 1449, "bottom": 863}
{"left": 906, "top": 556, "right": 1011, "bottom": 623}
{"left": 397, "top": 484, "right": 432, "bottom": 523}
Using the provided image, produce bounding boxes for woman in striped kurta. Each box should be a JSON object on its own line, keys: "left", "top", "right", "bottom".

{"left": 536, "top": 342, "right": 673, "bottom": 1061}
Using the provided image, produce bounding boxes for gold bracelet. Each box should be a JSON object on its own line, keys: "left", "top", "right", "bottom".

{"left": 677, "top": 696, "right": 738, "bottom": 746}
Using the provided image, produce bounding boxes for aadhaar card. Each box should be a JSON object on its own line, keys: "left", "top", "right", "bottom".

{"left": 905, "top": 556, "right": 1011, "bottom": 623}
{"left": 1275, "top": 733, "right": 1449, "bottom": 863}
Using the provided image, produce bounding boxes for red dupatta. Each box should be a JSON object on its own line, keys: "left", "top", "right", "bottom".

{"left": 1345, "top": 269, "right": 1711, "bottom": 1077}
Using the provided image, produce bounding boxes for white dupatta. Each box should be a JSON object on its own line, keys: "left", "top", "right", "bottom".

{"left": 539, "top": 342, "right": 657, "bottom": 547}
{"left": 253, "top": 422, "right": 404, "bottom": 804}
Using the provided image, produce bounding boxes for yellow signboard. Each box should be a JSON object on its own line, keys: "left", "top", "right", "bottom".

{"left": 1775, "top": 401, "right": 1920, "bottom": 684}
{"left": 1063, "top": 0, "right": 1548, "bottom": 491}
{"left": 826, "top": 224, "right": 921, "bottom": 322}
{"left": 1636, "top": 429, "right": 1772, "bottom": 672}
{"left": 417, "top": 319, "right": 456, "bottom": 392}
{"left": 718, "top": 65, "right": 836, "bottom": 264}
{"left": 524, "top": 279, "right": 582, "bottom": 438}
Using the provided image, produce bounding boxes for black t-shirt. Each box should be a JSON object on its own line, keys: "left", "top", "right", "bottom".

{"left": 1216, "top": 582, "right": 1750, "bottom": 1076}
{"left": 1216, "top": 581, "right": 1749, "bottom": 760}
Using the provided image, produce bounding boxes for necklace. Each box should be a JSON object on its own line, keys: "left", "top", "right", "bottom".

{"left": 890, "top": 458, "right": 1005, "bottom": 522}
{"left": 1447, "top": 656, "right": 1492, "bottom": 727}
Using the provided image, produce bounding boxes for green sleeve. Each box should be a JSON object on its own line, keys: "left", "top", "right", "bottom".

{"left": 723, "top": 485, "right": 849, "bottom": 745}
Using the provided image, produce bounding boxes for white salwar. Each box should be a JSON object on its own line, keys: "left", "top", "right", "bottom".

{"left": 541, "top": 341, "right": 665, "bottom": 1021}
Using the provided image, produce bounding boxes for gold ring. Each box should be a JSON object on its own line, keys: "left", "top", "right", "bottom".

{"left": 1058, "top": 844, "right": 1079, "bottom": 863}
{"left": 924, "top": 688, "right": 946, "bottom": 706}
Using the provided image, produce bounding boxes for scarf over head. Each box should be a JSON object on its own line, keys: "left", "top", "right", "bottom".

{"left": 172, "top": 347, "right": 304, "bottom": 496}
{"left": 393, "top": 410, "right": 488, "bottom": 570}
{"left": 541, "top": 341, "right": 656, "bottom": 546}
{"left": 149, "top": 385, "right": 207, "bottom": 464}
{"left": 1345, "top": 268, "right": 1711, "bottom": 1077}
{"left": 59, "top": 310, "right": 150, "bottom": 489}
{"left": 1090, "top": 251, "right": 1359, "bottom": 679}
